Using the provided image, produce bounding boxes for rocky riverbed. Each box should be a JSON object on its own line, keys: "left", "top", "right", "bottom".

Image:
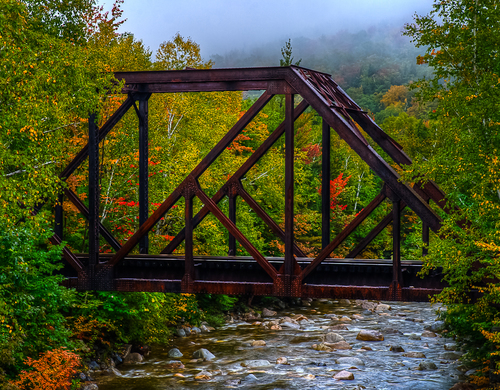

{"left": 88, "top": 299, "right": 473, "bottom": 389}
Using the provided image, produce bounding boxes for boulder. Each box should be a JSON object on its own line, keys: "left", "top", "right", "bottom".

{"left": 200, "top": 324, "right": 210, "bottom": 333}
{"left": 421, "top": 330, "right": 437, "bottom": 338}
{"left": 276, "top": 357, "right": 288, "bottom": 364}
{"left": 339, "top": 316, "right": 352, "bottom": 322}
{"left": 81, "top": 384, "right": 99, "bottom": 390}
{"left": 262, "top": 308, "right": 277, "bottom": 317}
{"left": 425, "top": 320, "right": 445, "bottom": 332}
{"left": 243, "top": 374, "right": 258, "bottom": 381}
{"left": 409, "top": 333, "right": 421, "bottom": 340}
{"left": 361, "top": 301, "right": 378, "bottom": 311}
{"left": 123, "top": 352, "right": 143, "bottom": 364}
{"left": 167, "top": 348, "right": 183, "bottom": 358}
{"left": 176, "top": 328, "right": 186, "bottom": 337}
{"left": 440, "top": 351, "right": 463, "bottom": 360}
{"left": 336, "top": 357, "right": 364, "bottom": 366}
{"left": 375, "top": 303, "right": 391, "bottom": 311}
{"left": 417, "top": 361, "right": 437, "bottom": 370}
{"left": 251, "top": 340, "right": 266, "bottom": 347}
{"left": 390, "top": 345, "right": 405, "bottom": 352}
{"left": 339, "top": 299, "right": 351, "bottom": 305}
{"left": 334, "top": 370, "right": 354, "bottom": 380}
{"left": 312, "top": 343, "right": 333, "bottom": 352}
{"left": 382, "top": 327, "right": 402, "bottom": 335}
{"left": 191, "top": 326, "right": 201, "bottom": 334}
{"left": 192, "top": 348, "right": 215, "bottom": 361}
{"left": 356, "top": 330, "right": 384, "bottom": 341}
{"left": 323, "top": 332, "right": 345, "bottom": 343}
{"left": 444, "top": 343, "right": 457, "bottom": 351}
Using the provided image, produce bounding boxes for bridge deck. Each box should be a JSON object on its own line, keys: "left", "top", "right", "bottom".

{"left": 62, "top": 254, "right": 445, "bottom": 301}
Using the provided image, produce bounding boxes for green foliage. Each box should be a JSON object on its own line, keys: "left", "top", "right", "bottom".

{"left": 0, "top": 217, "right": 75, "bottom": 378}
{"left": 404, "top": 0, "right": 500, "bottom": 379}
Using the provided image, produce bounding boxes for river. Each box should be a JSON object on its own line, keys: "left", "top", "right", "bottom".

{"left": 94, "top": 299, "right": 465, "bottom": 389}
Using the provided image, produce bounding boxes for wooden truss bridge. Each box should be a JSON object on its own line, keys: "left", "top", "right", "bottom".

{"left": 48, "top": 66, "right": 452, "bottom": 301}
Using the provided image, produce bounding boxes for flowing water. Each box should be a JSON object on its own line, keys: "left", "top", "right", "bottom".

{"left": 95, "top": 300, "right": 464, "bottom": 389}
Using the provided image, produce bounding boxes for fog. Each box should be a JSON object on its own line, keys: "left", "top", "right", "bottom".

{"left": 100, "top": 0, "right": 435, "bottom": 58}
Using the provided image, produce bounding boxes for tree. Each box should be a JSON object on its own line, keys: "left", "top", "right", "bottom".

{"left": 404, "top": 0, "right": 500, "bottom": 381}
{"left": 279, "top": 39, "right": 302, "bottom": 67}
{"left": 155, "top": 33, "right": 212, "bottom": 70}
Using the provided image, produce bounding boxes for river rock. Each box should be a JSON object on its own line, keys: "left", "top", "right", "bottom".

{"left": 425, "top": 320, "right": 445, "bottom": 332}
{"left": 403, "top": 352, "right": 426, "bottom": 358}
{"left": 324, "top": 332, "right": 345, "bottom": 343}
{"left": 174, "top": 373, "right": 185, "bottom": 378}
{"left": 339, "top": 316, "right": 352, "bottom": 322}
{"left": 292, "top": 314, "right": 308, "bottom": 321}
{"left": 356, "top": 330, "right": 384, "bottom": 341}
{"left": 361, "top": 301, "right": 378, "bottom": 311}
{"left": 421, "top": 330, "right": 437, "bottom": 338}
{"left": 262, "top": 308, "right": 277, "bottom": 317}
{"left": 276, "top": 357, "right": 288, "bottom": 364}
{"left": 339, "top": 299, "right": 351, "bottom": 305}
{"left": 195, "top": 371, "right": 212, "bottom": 380}
{"left": 192, "top": 348, "right": 215, "bottom": 361}
{"left": 449, "top": 383, "right": 477, "bottom": 390}
{"left": 390, "top": 345, "right": 405, "bottom": 352}
{"left": 336, "top": 357, "right": 365, "bottom": 366}
{"left": 409, "top": 333, "right": 421, "bottom": 340}
{"left": 352, "top": 314, "right": 364, "bottom": 320}
{"left": 165, "top": 360, "right": 184, "bottom": 369}
{"left": 281, "top": 322, "right": 301, "bottom": 330}
{"left": 382, "top": 327, "right": 402, "bottom": 334}
{"left": 444, "top": 343, "right": 457, "bottom": 351}
{"left": 327, "top": 341, "right": 352, "bottom": 350}
{"left": 241, "top": 360, "right": 272, "bottom": 368}
{"left": 302, "top": 301, "right": 311, "bottom": 307}
{"left": 334, "top": 370, "right": 354, "bottom": 380}
{"left": 243, "top": 374, "right": 258, "bottom": 381}
{"left": 376, "top": 303, "right": 391, "bottom": 311}
{"left": 251, "top": 340, "right": 266, "bottom": 347}
{"left": 167, "top": 348, "right": 183, "bottom": 358}
{"left": 312, "top": 343, "right": 333, "bottom": 352}
{"left": 200, "top": 324, "right": 210, "bottom": 333}
{"left": 81, "top": 384, "right": 98, "bottom": 390}
{"left": 330, "top": 324, "right": 349, "bottom": 331}
{"left": 191, "top": 326, "right": 201, "bottom": 334}
{"left": 176, "top": 328, "right": 186, "bottom": 337}
{"left": 226, "top": 379, "right": 241, "bottom": 386}
{"left": 417, "top": 361, "right": 437, "bottom": 370}
{"left": 89, "top": 361, "right": 100, "bottom": 371}
{"left": 325, "top": 313, "right": 339, "bottom": 319}
{"left": 270, "top": 324, "right": 282, "bottom": 330}
{"left": 440, "top": 351, "right": 463, "bottom": 360}
{"left": 123, "top": 352, "right": 143, "bottom": 364}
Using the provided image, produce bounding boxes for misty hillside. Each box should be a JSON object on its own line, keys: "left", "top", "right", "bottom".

{"left": 211, "top": 24, "right": 432, "bottom": 96}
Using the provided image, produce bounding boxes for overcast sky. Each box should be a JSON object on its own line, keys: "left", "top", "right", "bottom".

{"left": 100, "top": 0, "right": 435, "bottom": 57}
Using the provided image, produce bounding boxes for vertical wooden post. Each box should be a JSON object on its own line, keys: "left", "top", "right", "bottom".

{"left": 138, "top": 96, "right": 149, "bottom": 254}
{"left": 88, "top": 113, "right": 100, "bottom": 278}
{"left": 422, "top": 221, "right": 429, "bottom": 256}
{"left": 321, "top": 119, "right": 331, "bottom": 250}
{"left": 284, "top": 93, "right": 294, "bottom": 294}
{"left": 392, "top": 198, "right": 402, "bottom": 299}
{"left": 54, "top": 193, "right": 63, "bottom": 240}
{"left": 228, "top": 193, "right": 236, "bottom": 256}
{"left": 183, "top": 194, "right": 194, "bottom": 291}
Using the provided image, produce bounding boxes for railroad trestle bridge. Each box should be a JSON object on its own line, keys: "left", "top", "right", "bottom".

{"left": 44, "top": 66, "right": 452, "bottom": 301}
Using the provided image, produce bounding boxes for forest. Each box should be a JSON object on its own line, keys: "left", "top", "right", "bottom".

{"left": 1, "top": 0, "right": 500, "bottom": 388}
